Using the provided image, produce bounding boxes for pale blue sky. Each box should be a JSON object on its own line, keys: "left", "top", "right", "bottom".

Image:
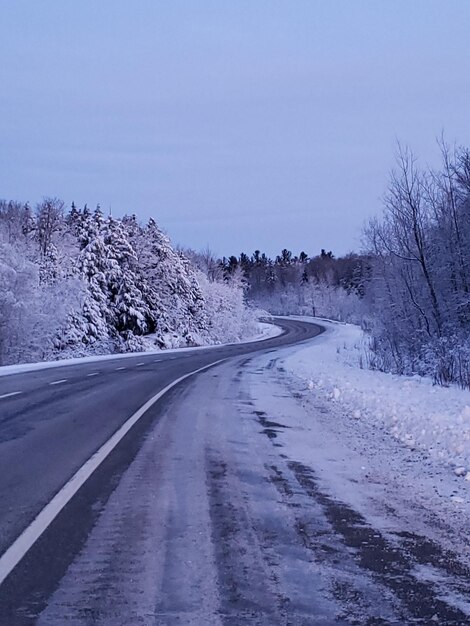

{"left": 1, "top": 1, "right": 469, "bottom": 257}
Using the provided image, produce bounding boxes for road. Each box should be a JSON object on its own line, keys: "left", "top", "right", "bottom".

{"left": 1, "top": 318, "right": 469, "bottom": 625}
{"left": 0, "top": 318, "right": 320, "bottom": 624}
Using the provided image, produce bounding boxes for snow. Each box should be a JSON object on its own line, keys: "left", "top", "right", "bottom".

{"left": 281, "top": 316, "right": 470, "bottom": 480}
{"left": 243, "top": 320, "right": 283, "bottom": 342}
{"left": 1, "top": 205, "right": 266, "bottom": 365}
{"left": 0, "top": 321, "right": 282, "bottom": 378}
{"left": 244, "top": 347, "right": 470, "bottom": 619}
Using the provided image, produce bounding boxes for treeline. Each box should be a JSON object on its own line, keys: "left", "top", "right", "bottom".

{"left": 0, "top": 201, "right": 259, "bottom": 365}
{"left": 187, "top": 245, "right": 370, "bottom": 322}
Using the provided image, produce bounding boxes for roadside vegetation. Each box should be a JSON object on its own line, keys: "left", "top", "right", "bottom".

{"left": 0, "top": 202, "right": 260, "bottom": 365}
{"left": 223, "top": 141, "right": 470, "bottom": 389}
{"left": 2, "top": 141, "right": 470, "bottom": 388}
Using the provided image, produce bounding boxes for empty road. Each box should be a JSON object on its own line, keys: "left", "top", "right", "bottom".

{"left": 0, "top": 319, "right": 321, "bottom": 624}
{"left": 0, "top": 318, "right": 469, "bottom": 625}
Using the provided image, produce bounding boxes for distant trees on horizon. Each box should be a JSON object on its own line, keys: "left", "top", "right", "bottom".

{"left": 210, "top": 246, "right": 369, "bottom": 323}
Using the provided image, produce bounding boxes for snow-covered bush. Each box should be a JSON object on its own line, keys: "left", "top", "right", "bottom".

{"left": 196, "top": 271, "right": 260, "bottom": 344}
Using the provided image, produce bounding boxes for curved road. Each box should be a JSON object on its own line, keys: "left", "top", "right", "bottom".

{"left": 0, "top": 318, "right": 323, "bottom": 624}
{"left": 1, "top": 318, "right": 468, "bottom": 625}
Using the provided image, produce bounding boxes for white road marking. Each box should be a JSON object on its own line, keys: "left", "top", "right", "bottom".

{"left": 0, "top": 391, "right": 22, "bottom": 400}
{"left": 86, "top": 372, "right": 99, "bottom": 377}
{"left": 115, "top": 367, "right": 126, "bottom": 371}
{"left": 153, "top": 359, "right": 162, "bottom": 363}
{"left": 135, "top": 363, "right": 145, "bottom": 367}
{"left": 49, "top": 379, "right": 67, "bottom": 386}
{"left": 0, "top": 358, "right": 226, "bottom": 586}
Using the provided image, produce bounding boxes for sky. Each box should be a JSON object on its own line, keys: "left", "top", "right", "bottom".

{"left": 1, "top": 1, "right": 469, "bottom": 258}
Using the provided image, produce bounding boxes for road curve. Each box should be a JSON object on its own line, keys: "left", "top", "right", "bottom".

{"left": 0, "top": 318, "right": 323, "bottom": 624}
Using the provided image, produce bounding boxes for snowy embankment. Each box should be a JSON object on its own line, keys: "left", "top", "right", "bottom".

{"left": 283, "top": 317, "right": 470, "bottom": 480}
{"left": 0, "top": 321, "right": 281, "bottom": 378}
{"left": 247, "top": 320, "right": 283, "bottom": 342}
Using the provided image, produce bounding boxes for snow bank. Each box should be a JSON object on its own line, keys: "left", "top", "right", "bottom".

{"left": 244, "top": 321, "right": 283, "bottom": 343}
{"left": 283, "top": 317, "right": 470, "bottom": 478}
{"left": 0, "top": 321, "right": 282, "bottom": 378}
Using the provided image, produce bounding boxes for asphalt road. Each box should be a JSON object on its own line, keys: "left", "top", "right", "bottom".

{"left": 1, "top": 318, "right": 468, "bottom": 625}
{"left": 0, "top": 318, "right": 323, "bottom": 625}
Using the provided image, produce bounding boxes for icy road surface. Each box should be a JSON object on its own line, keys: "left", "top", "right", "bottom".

{"left": 1, "top": 318, "right": 469, "bottom": 625}
{"left": 36, "top": 345, "right": 470, "bottom": 624}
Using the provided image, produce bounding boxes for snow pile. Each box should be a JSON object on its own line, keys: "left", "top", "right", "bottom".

{"left": 0, "top": 320, "right": 282, "bottom": 378}
{"left": 283, "top": 317, "right": 470, "bottom": 477}
{"left": 248, "top": 321, "right": 283, "bottom": 342}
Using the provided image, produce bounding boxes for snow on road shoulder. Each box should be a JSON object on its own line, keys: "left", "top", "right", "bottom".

{"left": 0, "top": 320, "right": 282, "bottom": 378}
{"left": 283, "top": 317, "right": 470, "bottom": 481}
{"left": 243, "top": 321, "right": 283, "bottom": 343}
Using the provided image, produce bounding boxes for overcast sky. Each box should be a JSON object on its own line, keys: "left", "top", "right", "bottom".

{"left": 1, "top": 1, "right": 469, "bottom": 258}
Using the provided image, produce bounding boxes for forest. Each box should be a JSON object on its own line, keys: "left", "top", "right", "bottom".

{"left": 2, "top": 141, "right": 470, "bottom": 389}
{"left": 0, "top": 202, "right": 259, "bottom": 365}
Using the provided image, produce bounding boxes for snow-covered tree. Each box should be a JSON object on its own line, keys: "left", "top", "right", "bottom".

{"left": 363, "top": 142, "right": 470, "bottom": 387}
{"left": 133, "top": 218, "right": 207, "bottom": 347}
{"left": 0, "top": 199, "right": 267, "bottom": 363}
{"left": 196, "top": 270, "right": 259, "bottom": 344}
{"left": 0, "top": 241, "right": 80, "bottom": 364}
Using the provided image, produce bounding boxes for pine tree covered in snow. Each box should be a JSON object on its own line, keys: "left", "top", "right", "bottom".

{"left": 134, "top": 218, "right": 208, "bottom": 347}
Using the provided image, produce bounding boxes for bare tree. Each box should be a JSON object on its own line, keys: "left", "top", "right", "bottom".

{"left": 36, "top": 197, "right": 64, "bottom": 256}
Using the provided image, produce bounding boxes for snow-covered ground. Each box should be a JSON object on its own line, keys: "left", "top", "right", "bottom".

{"left": 282, "top": 316, "right": 470, "bottom": 484}
{"left": 245, "top": 345, "right": 470, "bottom": 620}
{"left": 245, "top": 320, "right": 283, "bottom": 342}
{"left": 0, "top": 321, "right": 282, "bottom": 378}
